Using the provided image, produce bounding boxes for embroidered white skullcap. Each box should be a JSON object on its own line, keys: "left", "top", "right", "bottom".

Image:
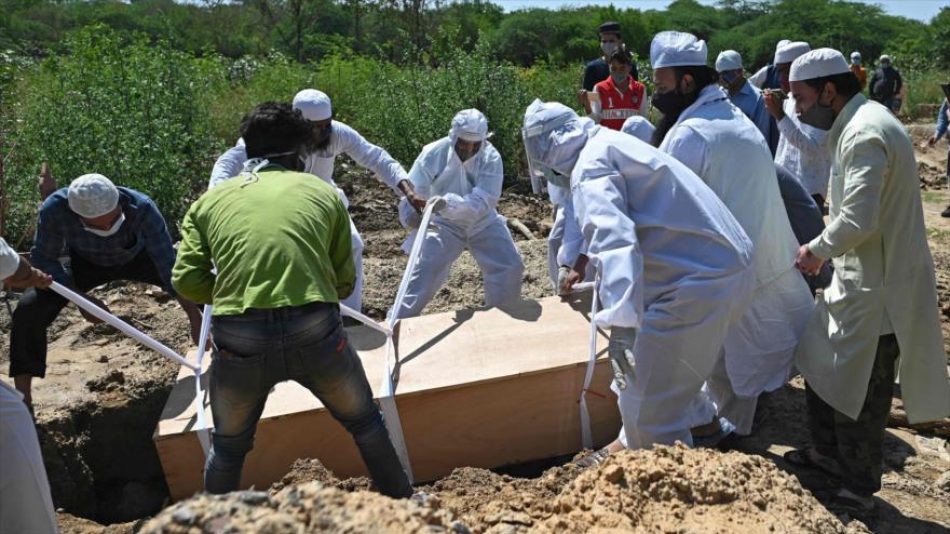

{"left": 68, "top": 174, "right": 119, "bottom": 218}
{"left": 292, "top": 89, "right": 332, "bottom": 121}
{"left": 650, "top": 31, "right": 708, "bottom": 68}
{"left": 790, "top": 48, "right": 850, "bottom": 82}
{"left": 774, "top": 41, "right": 811, "bottom": 65}
{"left": 715, "top": 50, "right": 743, "bottom": 72}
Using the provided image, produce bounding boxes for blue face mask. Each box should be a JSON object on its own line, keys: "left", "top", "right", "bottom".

{"left": 720, "top": 71, "right": 740, "bottom": 86}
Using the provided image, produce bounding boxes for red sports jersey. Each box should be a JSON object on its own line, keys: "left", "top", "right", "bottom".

{"left": 594, "top": 75, "right": 647, "bottom": 130}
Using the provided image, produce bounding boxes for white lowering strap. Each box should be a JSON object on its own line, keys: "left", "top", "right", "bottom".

{"left": 576, "top": 278, "right": 602, "bottom": 450}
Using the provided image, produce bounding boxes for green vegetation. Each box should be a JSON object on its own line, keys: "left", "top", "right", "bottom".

{"left": 2, "top": 0, "right": 948, "bottom": 247}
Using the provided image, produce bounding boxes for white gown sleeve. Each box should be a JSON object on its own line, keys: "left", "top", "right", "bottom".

{"left": 336, "top": 123, "right": 410, "bottom": 192}
{"left": 573, "top": 170, "right": 644, "bottom": 329}
{"left": 208, "top": 139, "right": 248, "bottom": 189}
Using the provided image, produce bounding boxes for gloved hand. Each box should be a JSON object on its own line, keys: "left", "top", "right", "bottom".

{"left": 556, "top": 266, "right": 572, "bottom": 296}
{"left": 608, "top": 327, "right": 637, "bottom": 390}
{"left": 398, "top": 197, "right": 421, "bottom": 229}
{"left": 440, "top": 193, "right": 480, "bottom": 222}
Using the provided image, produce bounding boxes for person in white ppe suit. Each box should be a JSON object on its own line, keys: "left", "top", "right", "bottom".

{"left": 649, "top": 31, "right": 814, "bottom": 441}
{"left": 208, "top": 90, "right": 425, "bottom": 313}
{"left": 0, "top": 238, "right": 58, "bottom": 534}
{"left": 552, "top": 115, "right": 656, "bottom": 295}
{"left": 763, "top": 42, "right": 833, "bottom": 207}
{"left": 524, "top": 100, "right": 754, "bottom": 459}
{"left": 391, "top": 109, "right": 524, "bottom": 319}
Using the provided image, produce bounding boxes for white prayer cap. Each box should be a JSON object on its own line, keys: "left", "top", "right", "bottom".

{"left": 450, "top": 109, "right": 490, "bottom": 143}
{"left": 775, "top": 39, "right": 791, "bottom": 51}
{"left": 292, "top": 89, "right": 332, "bottom": 121}
{"left": 68, "top": 174, "right": 119, "bottom": 218}
{"left": 850, "top": 51, "right": 861, "bottom": 61}
{"left": 879, "top": 54, "right": 891, "bottom": 63}
{"left": 715, "top": 50, "right": 743, "bottom": 72}
{"left": 621, "top": 116, "right": 656, "bottom": 144}
{"left": 790, "top": 48, "right": 850, "bottom": 82}
{"left": 774, "top": 41, "right": 811, "bottom": 65}
{"left": 650, "top": 31, "right": 708, "bottom": 69}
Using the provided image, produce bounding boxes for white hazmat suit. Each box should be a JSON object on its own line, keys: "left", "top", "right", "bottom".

{"left": 208, "top": 90, "right": 412, "bottom": 313}
{"left": 391, "top": 109, "right": 524, "bottom": 319}
{"left": 658, "top": 83, "right": 815, "bottom": 434}
{"left": 523, "top": 100, "right": 754, "bottom": 448}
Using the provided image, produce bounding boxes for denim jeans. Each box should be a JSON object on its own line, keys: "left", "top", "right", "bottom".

{"left": 205, "top": 302, "right": 411, "bottom": 498}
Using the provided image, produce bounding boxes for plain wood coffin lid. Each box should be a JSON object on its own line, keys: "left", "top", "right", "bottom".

{"left": 154, "top": 294, "right": 620, "bottom": 500}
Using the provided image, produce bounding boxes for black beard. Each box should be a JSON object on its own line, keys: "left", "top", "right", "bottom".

{"left": 313, "top": 127, "right": 332, "bottom": 151}
{"left": 650, "top": 88, "right": 702, "bottom": 147}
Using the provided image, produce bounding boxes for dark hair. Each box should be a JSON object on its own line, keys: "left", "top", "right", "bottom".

{"left": 673, "top": 65, "right": 719, "bottom": 90}
{"left": 598, "top": 21, "right": 621, "bottom": 37}
{"left": 803, "top": 72, "right": 861, "bottom": 100}
{"left": 239, "top": 102, "right": 316, "bottom": 159}
{"left": 609, "top": 47, "right": 632, "bottom": 66}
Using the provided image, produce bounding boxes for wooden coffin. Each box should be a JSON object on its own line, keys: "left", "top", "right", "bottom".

{"left": 154, "top": 294, "right": 620, "bottom": 500}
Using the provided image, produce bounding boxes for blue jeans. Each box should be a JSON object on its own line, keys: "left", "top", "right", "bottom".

{"left": 205, "top": 302, "right": 411, "bottom": 498}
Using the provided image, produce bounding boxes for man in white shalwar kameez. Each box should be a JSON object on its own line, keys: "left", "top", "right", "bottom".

{"left": 649, "top": 31, "right": 815, "bottom": 440}
{"left": 523, "top": 100, "right": 754, "bottom": 459}
{"left": 787, "top": 48, "right": 950, "bottom": 511}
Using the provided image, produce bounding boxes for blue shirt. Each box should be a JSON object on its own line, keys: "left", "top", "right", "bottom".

{"left": 728, "top": 80, "right": 775, "bottom": 151}
{"left": 31, "top": 187, "right": 177, "bottom": 293}
{"left": 935, "top": 100, "right": 948, "bottom": 142}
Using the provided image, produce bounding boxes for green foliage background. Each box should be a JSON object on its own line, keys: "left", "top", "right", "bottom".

{"left": 1, "top": 0, "right": 947, "bottom": 247}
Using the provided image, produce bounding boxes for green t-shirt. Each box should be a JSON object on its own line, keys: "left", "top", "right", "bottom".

{"left": 172, "top": 166, "right": 355, "bottom": 315}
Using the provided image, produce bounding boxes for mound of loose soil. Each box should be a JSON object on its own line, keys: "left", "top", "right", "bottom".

{"left": 139, "top": 482, "right": 467, "bottom": 534}
{"left": 138, "top": 445, "right": 865, "bottom": 534}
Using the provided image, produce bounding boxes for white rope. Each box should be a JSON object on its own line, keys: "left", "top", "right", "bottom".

{"left": 194, "top": 304, "right": 213, "bottom": 457}
{"left": 578, "top": 278, "right": 601, "bottom": 450}
{"left": 375, "top": 198, "right": 443, "bottom": 484}
{"left": 50, "top": 282, "right": 197, "bottom": 371}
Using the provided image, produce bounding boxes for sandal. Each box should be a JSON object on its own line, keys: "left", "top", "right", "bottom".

{"left": 574, "top": 447, "right": 611, "bottom": 468}
{"left": 692, "top": 417, "right": 736, "bottom": 449}
{"left": 783, "top": 447, "right": 843, "bottom": 478}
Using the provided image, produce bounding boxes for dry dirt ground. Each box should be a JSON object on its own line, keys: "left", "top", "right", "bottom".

{"left": 1, "top": 128, "right": 948, "bottom": 533}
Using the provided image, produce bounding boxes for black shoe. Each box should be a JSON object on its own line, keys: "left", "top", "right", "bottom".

{"left": 941, "top": 205, "right": 950, "bottom": 218}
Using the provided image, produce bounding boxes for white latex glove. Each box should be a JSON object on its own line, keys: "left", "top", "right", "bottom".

{"left": 398, "top": 197, "right": 421, "bottom": 229}
{"left": 440, "top": 193, "right": 480, "bottom": 222}
{"left": 608, "top": 327, "right": 637, "bottom": 389}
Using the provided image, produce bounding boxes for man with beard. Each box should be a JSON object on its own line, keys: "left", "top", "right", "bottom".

{"left": 390, "top": 109, "right": 524, "bottom": 319}
{"left": 649, "top": 31, "right": 814, "bottom": 444}
{"left": 764, "top": 42, "right": 833, "bottom": 209}
{"left": 788, "top": 49, "right": 948, "bottom": 511}
{"left": 209, "top": 89, "right": 425, "bottom": 313}
{"left": 715, "top": 50, "right": 776, "bottom": 154}
{"left": 523, "top": 100, "right": 754, "bottom": 461}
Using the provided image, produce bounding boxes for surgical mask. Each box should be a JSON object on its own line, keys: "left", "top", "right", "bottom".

{"left": 720, "top": 71, "right": 739, "bottom": 86}
{"left": 651, "top": 88, "right": 691, "bottom": 116}
{"left": 798, "top": 89, "right": 836, "bottom": 131}
{"left": 611, "top": 73, "right": 628, "bottom": 86}
{"left": 83, "top": 212, "right": 125, "bottom": 237}
{"left": 601, "top": 41, "right": 618, "bottom": 56}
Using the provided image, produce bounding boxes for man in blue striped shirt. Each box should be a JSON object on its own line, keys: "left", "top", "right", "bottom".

{"left": 9, "top": 173, "right": 201, "bottom": 410}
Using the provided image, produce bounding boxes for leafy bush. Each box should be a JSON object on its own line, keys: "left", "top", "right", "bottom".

{"left": 4, "top": 26, "right": 220, "bottom": 245}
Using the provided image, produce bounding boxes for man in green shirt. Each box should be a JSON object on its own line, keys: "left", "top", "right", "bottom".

{"left": 172, "top": 102, "right": 412, "bottom": 498}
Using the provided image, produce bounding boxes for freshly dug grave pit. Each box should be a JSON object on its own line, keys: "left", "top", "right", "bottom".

{"left": 140, "top": 445, "right": 863, "bottom": 534}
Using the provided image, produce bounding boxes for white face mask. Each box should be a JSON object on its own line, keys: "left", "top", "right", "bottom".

{"left": 601, "top": 41, "right": 618, "bottom": 56}
{"left": 83, "top": 212, "right": 125, "bottom": 237}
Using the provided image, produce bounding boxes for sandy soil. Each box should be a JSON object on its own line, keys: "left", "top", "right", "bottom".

{"left": 0, "top": 130, "right": 947, "bottom": 533}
